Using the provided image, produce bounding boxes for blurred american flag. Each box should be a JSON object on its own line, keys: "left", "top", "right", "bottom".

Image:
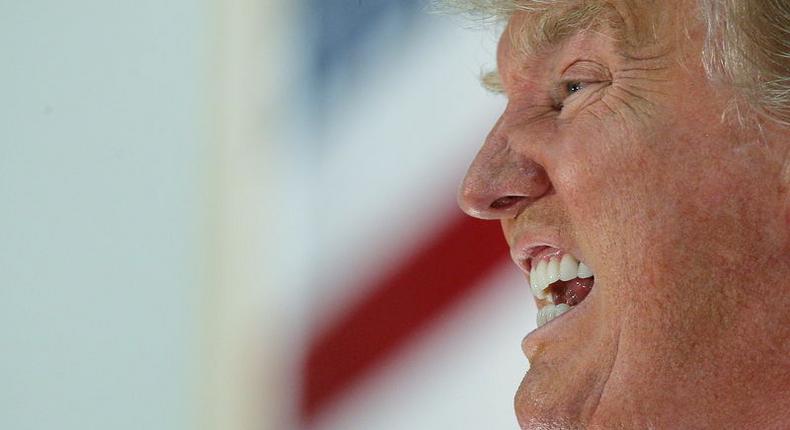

{"left": 280, "top": 2, "right": 539, "bottom": 428}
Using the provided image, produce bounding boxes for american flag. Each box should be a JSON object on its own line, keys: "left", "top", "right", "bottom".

{"left": 289, "top": 2, "right": 541, "bottom": 428}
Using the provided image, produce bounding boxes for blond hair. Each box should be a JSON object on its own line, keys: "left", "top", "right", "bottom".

{"left": 442, "top": 0, "right": 790, "bottom": 126}
{"left": 700, "top": 0, "right": 790, "bottom": 126}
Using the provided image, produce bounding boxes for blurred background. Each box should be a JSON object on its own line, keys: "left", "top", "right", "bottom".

{"left": 1, "top": 1, "right": 537, "bottom": 429}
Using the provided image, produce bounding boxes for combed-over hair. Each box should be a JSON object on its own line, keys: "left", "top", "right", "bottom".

{"left": 700, "top": 0, "right": 790, "bottom": 126}
{"left": 442, "top": 0, "right": 790, "bottom": 126}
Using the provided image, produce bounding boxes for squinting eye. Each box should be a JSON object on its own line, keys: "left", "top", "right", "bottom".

{"left": 554, "top": 81, "right": 588, "bottom": 111}
{"left": 566, "top": 81, "right": 584, "bottom": 94}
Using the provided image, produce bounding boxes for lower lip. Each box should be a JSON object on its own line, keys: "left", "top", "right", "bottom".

{"left": 522, "top": 283, "right": 596, "bottom": 357}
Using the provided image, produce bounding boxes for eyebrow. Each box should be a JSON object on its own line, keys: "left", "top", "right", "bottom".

{"left": 480, "top": 69, "right": 505, "bottom": 94}
{"left": 478, "top": 1, "right": 636, "bottom": 95}
{"left": 512, "top": 1, "right": 616, "bottom": 55}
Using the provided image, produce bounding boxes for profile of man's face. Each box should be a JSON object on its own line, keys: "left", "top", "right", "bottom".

{"left": 458, "top": 1, "right": 789, "bottom": 428}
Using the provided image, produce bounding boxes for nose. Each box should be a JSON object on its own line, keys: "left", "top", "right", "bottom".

{"left": 457, "top": 122, "right": 551, "bottom": 220}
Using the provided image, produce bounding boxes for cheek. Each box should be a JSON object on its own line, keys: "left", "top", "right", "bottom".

{"left": 668, "top": 144, "right": 786, "bottom": 269}
{"left": 550, "top": 113, "right": 783, "bottom": 295}
{"left": 549, "top": 125, "right": 663, "bottom": 269}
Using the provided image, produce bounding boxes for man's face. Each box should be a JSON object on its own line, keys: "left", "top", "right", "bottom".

{"left": 459, "top": 3, "right": 788, "bottom": 428}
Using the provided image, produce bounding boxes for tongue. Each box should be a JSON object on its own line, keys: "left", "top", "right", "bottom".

{"left": 552, "top": 277, "right": 594, "bottom": 306}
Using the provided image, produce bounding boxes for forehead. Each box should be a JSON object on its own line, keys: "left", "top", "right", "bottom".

{"left": 503, "top": 2, "right": 615, "bottom": 52}
{"left": 495, "top": 0, "right": 680, "bottom": 59}
{"left": 485, "top": 1, "right": 695, "bottom": 94}
{"left": 494, "top": 7, "right": 611, "bottom": 84}
{"left": 494, "top": 3, "right": 615, "bottom": 79}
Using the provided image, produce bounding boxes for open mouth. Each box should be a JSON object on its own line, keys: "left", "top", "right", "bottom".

{"left": 522, "top": 249, "right": 595, "bottom": 327}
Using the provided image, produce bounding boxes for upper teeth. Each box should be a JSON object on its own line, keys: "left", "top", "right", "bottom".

{"left": 529, "top": 253, "right": 593, "bottom": 300}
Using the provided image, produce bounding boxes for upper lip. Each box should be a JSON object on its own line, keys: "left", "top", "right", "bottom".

{"left": 510, "top": 233, "right": 566, "bottom": 275}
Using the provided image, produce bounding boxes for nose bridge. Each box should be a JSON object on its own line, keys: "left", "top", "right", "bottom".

{"left": 458, "top": 111, "right": 551, "bottom": 220}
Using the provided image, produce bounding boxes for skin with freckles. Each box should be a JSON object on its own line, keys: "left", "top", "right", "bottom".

{"left": 457, "top": 1, "right": 790, "bottom": 428}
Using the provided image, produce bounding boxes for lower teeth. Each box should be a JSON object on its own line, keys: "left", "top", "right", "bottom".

{"left": 537, "top": 303, "right": 571, "bottom": 327}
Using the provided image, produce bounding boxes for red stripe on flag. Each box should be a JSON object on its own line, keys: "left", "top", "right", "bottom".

{"left": 302, "top": 215, "right": 509, "bottom": 422}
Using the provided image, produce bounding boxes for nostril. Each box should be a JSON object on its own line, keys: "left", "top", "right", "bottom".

{"left": 489, "top": 195, "right": 525, "bottom": 210}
